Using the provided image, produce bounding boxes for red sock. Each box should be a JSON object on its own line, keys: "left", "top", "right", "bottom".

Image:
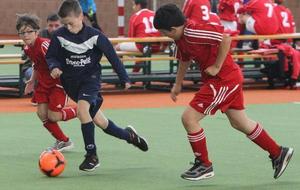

{"left": 60, "top": 107, "right": 77, "bottom": 121}
{"left": 187, "top": 128, "right": 211, "bottom": 165}
{"left": 43, "top": 119, "right": 68, "bottom": 142}
{"left": 247, "top": 123, "right": 281, "bottom": 158}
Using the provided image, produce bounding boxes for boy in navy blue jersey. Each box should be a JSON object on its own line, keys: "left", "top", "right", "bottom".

{"left": 46, "top": 0, "right": 148, "bottom": 172}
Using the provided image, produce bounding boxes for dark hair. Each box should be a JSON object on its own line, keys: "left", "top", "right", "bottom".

{"left": 134, "top": 0, "right": 148, "bottom": 9}
{"left": 274, "top": 0, "right": 283, "bottom": 5}
{"left": 154, "top": 4, "right": 186, "bottom": 31}
{"left": 16, "top": 13, "right": 40, "bottom": 31}
{"left": 47, "top": 13, "right": 60, "bottom": 22}
{"left": 58, "top": 0, "right": 82, "bottom": 18}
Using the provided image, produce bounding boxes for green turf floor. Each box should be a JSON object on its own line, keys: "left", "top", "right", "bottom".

{"left": 0, "top": 103, "right": 299, "bottom": 190}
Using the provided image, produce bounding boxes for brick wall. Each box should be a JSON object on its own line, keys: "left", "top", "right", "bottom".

{"left": 0, "top": 0, "right": 298, "bottom": 37}
{"left": 285, "top": 0, "right": 300, "bottom": 32}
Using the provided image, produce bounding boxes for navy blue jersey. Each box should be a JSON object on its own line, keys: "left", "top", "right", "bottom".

{"left": 46, "top": 24, "right": 129, "bottom": 84}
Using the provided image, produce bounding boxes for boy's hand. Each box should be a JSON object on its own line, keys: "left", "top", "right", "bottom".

{"left": 50, "top": 68, "right": 62, "bottom": 79}
{"left": 24, "top": 79, "right": 34, "bottom": 95}
{"left": 170, "top": 83, "right": 182, "bottom": 102}
{"left": 124, "top": 82, "right": 131, "bottom": 90}
{"left": 204, "top": 65, "right": 221, "bottom": 76}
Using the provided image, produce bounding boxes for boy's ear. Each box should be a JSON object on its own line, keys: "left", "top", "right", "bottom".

{"left": 79, "top": 12, "right": 84, "bottom": 20}
{"left": 170, "top": 27, "right": 178, "bottom": 34}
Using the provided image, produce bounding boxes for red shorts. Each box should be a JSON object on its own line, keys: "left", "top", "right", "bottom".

{"left": 190, "top": 73, "right": 245, "bottom": 115}
{"left": 34, "top": 84, "right": 68, "bottom": 112}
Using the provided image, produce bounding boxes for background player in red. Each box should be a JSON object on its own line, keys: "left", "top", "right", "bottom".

{"left": 116, "top": 0, "right": 164, "bottom": 72}
{"left": 182, "top": 0, "right": 211, "bottom": 23}
{"left": 16, "top": 14, "right": 77, "bottom": 151}
{"left": 274, "top": 0, "right": 296, "bottom": 34}
{"left": 238, "top": 0, "right": 279, "bottom": 35}
{"left": 154, "top": 4, "right": 293, "bottom": 181}
{"left": 218, "top": 0, "right": 242, "bottom": 31}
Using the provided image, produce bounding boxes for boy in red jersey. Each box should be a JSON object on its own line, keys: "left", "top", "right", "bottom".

{"left": 218, "top": 0, "right": 242, "bottom": 31}
{"left": 116, "top": 0, "right": 164, "bottom": 72}
{"left": 154, "top": 4, "right": 293, "bottom": 181}
{"left": 274, "top": 0, "right": 296, "bottom": 34}
{"left": 182, "top": 0, "right": 211, "bottom": 23}
{"left": 16, "top": 14, "right": 77, "bottom": 151}
{"left": 238, "top": 0, "right": 279, "bottom": 35}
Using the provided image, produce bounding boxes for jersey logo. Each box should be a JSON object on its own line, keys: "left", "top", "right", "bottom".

{"left": 57, "top": 35, "right": 98, "bottom": 54}
{"left": 197, "top": 103, "right": 204, "bottom": 108}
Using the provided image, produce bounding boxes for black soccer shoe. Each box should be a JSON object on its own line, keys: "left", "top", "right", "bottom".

{"left": 125, "top": 125, "right": 148, "bottom": 152}
{"left": 79, "top": 154, "right": 100, "bottom": 172}
{"left": 271, "top": 146, "right": 294, "bottom": 179}
{"left": 181, "top": 158, "right": 214, "bottom": 181}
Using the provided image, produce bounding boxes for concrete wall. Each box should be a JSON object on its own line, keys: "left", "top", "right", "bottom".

{"left": 0, "top": 0, "right": 298, "bottom": 37}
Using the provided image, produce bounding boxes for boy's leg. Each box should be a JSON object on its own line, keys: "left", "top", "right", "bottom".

{"left": 46, "top": 87, "right": 75, "bottom": 151}
{"left": 37, "top": 103, "right": 69, "bottom": 142}
{"left": 93, "top": 108, "right": 148, "bottom": 152}
{"left": 180, "top": 106, "right": 214, "bottom": 181}
{"left": 225, "top": 109, "right": 294, "bottom": 179}
{"left": 48, "top": 87, "right": 77, "bottom": 122}
{"left": 47, "top": 107, "right": 77, "bottom": 122}
{"left": 77, "top": 100, "right": 100, "bottom": 172}
{"left": 60, "top": 106, "right": 77, "bottom": 121}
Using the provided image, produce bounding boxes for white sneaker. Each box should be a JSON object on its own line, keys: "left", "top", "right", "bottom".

{"left": 52, "top": 139, "right": 74, "bottom": 152}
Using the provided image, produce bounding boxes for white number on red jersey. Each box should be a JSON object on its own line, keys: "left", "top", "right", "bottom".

{"left": 280, "top": 11, "right": 290, "bottom": 27}
{"left": 143, "top": 16, "right": 157, "bottom": 34}
{"left": 234, "top": 2, "right": 240, "bottom": 14}
{"left": 264, "top": 3, "right": 274, "bottom": 18}
{"left": 201, "top": 5, "right": 210, "bottom": 21}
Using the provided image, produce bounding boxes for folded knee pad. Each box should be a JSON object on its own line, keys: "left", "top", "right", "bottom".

{"left": 89, "top": 97, "right": 103, "bottom": 119}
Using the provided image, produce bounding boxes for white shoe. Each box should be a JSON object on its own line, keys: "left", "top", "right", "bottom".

{"left": 52, "top": 139, "right": 74, "bottom": 152}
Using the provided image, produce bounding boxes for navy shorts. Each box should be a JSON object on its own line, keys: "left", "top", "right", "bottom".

{"left": 61, "top": 73, "right": 102, "bottom": 105}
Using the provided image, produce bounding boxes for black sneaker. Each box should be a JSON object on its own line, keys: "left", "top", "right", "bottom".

{"left": 181, "top": 158, "right": 214, "bottom": 181}
{"left": 271, "top": 146, "right": 294, "bottom": 179}
{"left": 79, "top": 154, "right": 100, "bottom": 172}
{"left": 125, "top": 125, "right": 148, "bottom": 152}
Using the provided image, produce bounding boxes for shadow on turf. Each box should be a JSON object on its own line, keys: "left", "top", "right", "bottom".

{"left": 53, "top": 167, "right": 154, "bottom": 178}
{"left": 180, "top": 181, "right": 300, "bottom": 190}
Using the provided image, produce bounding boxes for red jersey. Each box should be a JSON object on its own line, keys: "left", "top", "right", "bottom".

{"left": 175, "top": 20, "right": 240, "bottom": 81}
{"left": 24, "top": 37, "right": 61, "bottom": 88}
{"left": 274, "top": 4, "right": 295, "bottom": 34}
{"left": 218, "top": 0, "right": 242, "bottom": 21}
{"left": 182, "top": 0, "right": 211, "bottom": 23}
{"left": 128, "top": 8, "right": 161, "bottom": 51}
{"left": 242, "top": 0, "right": 279, "bottom": 34}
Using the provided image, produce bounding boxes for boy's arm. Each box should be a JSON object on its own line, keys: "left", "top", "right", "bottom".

{"left": 171, "top": 60, "right": 191, "bottom": 102}
{"left": 24, "top": 63, "right": 37, "bottom": 95}
{"left": 204, "top": 34, "right": 231, "bottom": 76}
{"left": 46, "top": 35, "right": 63, "bottom": 73}
{"left": 97, "top": 33, "right": 130, "bottom": 84}
{"left": 182, "top": 1, "right": 192, "bottom": 18}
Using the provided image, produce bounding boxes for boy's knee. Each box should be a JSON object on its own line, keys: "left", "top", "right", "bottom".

{"left": 93, "top": 117, "right": 108, "bottom": 129}
{"left": 36, "top": 111, "right": 47, "bottom": 121}
{"left": 89, "top": 97, "right": 103, "bottom": 119}
{"left": 47, "top": 112, "right": 60, "bottom": 122}
{"left": 77, "top": 109, "right": 87, "bottom": 120}
{"left": 181, "top": 112, "right": 194, "bottom": 127}
{"left": 229, "top": 120, "right": 239, "bottom": 130}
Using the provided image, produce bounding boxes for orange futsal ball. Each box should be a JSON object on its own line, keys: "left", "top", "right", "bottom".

{"left": 39, "top": 149, "right": 66, "bottom": 177}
